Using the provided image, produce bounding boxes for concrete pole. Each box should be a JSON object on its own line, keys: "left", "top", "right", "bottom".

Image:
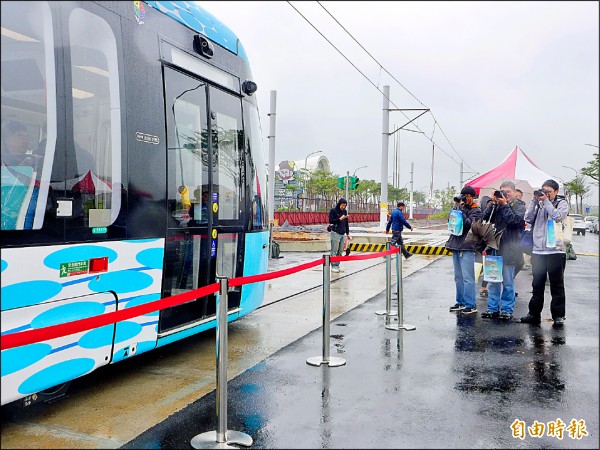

{"left": 267, "top": 91, "right": 276, "bottom": 224}
{"left": 459, "top": 161, "right": 464, "bottom": 189}
{"left": 380, "top": 85, "right": 390, "bottom": 229}
{"left": 345, "top": 171, "right": 349, "bottom": 206}
{"left": 267, "top": 91, "right": 277, "bottom": 259}
{"left": 409, "top": 162, "right": 414, "bottom": 220}
{"left": 428, "top": 143, "right": 435, "bottom": 227}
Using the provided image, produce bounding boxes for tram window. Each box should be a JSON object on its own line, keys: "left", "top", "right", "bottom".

{"left": 164, "top": 68, "right": 209, "bottom": 228}
{"left": 243, "top": 103, "right": 266, "bottom": 230}
{"left": 1, "top": 1, "right": 57, "bottom": 231}
{"left": 210, "top": 88, "right": 243, "bottom": 222}
{"left": 68, "top": 8, "right": 121, "bottom": 228}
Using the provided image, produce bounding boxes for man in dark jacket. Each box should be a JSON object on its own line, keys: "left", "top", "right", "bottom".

{"left": 328, "top": 198, "right": 350, "bottom": 273}
{"left": 480, "top": 181, "right": 526, "bottom": 320}
{"left": 445, "top": 186, "right": 482, "bottom": 314}
{"left": 386, "top": 201, "right": 413, "bottom": 259}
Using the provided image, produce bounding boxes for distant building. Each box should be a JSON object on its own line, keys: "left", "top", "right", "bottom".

{"left": 274, "top": 155, "right": 331, "bottom": 209}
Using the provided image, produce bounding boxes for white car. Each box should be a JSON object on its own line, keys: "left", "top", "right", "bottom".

{"left": 571, "top": 214, "right": 586, "bottom": 236}
{"left": 584, "top": 216, "right": 598, "bottom": 233}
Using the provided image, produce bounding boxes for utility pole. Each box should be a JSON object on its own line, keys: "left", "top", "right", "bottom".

{"left": 409, "top": 162, "right": 414, "bottom": 220}
{"left": 429, "top": 143, "right": 435, "bottom": 227}
{"left": 459, "top": 161, "right": 463, "bottom": 189}
{"left": 345, "top": 170, "right": 349, "bottom": 205}
{"left": 380, "top": 85, "right": 390, "bottom": 229}
{"left": 267, "top": 91, "right": 277, "bottom": 258}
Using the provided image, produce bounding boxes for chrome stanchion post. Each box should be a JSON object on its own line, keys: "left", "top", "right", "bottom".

{"left": 191, "top": 277, "right": 253, "bottom": 449}
{"left": 307, "top": 255, "right": 346, "bottom": 367}
{"left": 376, "top": 242, "right": 397, "bottom": 316}
{"left": 386, "top": 251, "right": 416, "bottom": 331}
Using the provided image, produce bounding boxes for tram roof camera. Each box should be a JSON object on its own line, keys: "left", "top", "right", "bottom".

{"left": 193, "top": 34, "right": 214, "bottom": 59}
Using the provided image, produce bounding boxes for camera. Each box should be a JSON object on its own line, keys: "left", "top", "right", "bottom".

{"left": 193, "top": 34, "right": 214, "bottom": 59}
{"left": 533, "top": 189, "right": 544, "bottom": 198}
{"left": 453, "top": 195, "right": 467, "bottom": 203}
{"left": 493, "top": 190, "right": 507, "bottom": 199}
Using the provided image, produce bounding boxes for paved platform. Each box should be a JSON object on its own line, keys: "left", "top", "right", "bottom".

{"left": 124, "top": 249, "right": 599, "bottom": 449}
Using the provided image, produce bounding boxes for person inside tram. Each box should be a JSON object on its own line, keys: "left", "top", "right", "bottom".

{"left": 2, "top": 121, "right": 39, "bottom": 228}
{"left": 1, "top": 121, "right": 38, "bottom": 168}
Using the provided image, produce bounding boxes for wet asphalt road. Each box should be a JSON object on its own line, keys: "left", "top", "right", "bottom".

{"left": 124, "top": 239, "right": 599, "bottom": 449}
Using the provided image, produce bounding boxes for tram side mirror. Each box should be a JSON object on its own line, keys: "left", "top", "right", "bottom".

{"left": 56, "top": 199, "right": 73, "bottom": 217}
{"left": 193, "top": 34, "right": 214, "bottom": 59}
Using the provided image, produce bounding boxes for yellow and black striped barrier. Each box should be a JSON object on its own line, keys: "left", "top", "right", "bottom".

{"left": 405, "top": 245, "right": 451, "bottom": 256}
{"left": 348, "top": 243, "right": 387, "bottom": 252}
{"left": 348, "top": 242, "right": 452, "bottom": 256}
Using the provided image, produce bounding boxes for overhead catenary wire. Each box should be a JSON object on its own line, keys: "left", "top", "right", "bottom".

{"left": 288, "top": 1, "right": 477, "bottom": 174}
{"left": 318, "top": 0, "right": 476, "bottom": 175}
{"left": 316, "top": 1, "right": 477, "bottom": 174}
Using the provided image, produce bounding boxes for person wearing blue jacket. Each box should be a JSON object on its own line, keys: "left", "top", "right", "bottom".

{"left": 386, "top": 201, "right": 413, "bottom": 259}
{"left": 445, "top": 186, "right": 482, "bottom": 315}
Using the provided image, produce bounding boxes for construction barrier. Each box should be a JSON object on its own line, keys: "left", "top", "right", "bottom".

{"left": 348, "top": 242, "right": 452, "bottom": 256}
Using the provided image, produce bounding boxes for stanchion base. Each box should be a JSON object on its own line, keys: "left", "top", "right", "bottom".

{"left": 306, "top": 356, "right": 346, "bottom": 367}
{"left": 375, "top": 310, "right": 397, "bottom": 316}
{"left": 385, "top": 323, "right": 416, "bottom": 331}
{"left": 191, "top": 430, "right": 253, "bottom": 449}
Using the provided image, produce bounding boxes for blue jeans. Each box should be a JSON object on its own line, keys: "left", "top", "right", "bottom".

{"left": 330, "top": 232, "right": 345, "bottom": 267}
{"left": 452, "top": 251, "right": 476, "bottom": 308}
{"left": 486, "top": 263, "right": 516, "bottom": 314}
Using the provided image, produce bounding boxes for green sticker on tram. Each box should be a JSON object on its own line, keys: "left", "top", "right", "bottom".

{"left": 92, "top": 227, "right": 107, "bottom": 234}
{"left": 59, "top": 260, "right": 89, "bottom": 277}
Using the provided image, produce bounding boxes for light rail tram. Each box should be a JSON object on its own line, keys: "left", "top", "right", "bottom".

{"left": 1, "top": 0, "right": 268, "bottom": 406}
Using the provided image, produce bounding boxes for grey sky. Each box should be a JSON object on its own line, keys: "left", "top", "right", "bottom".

{"left": 203, "top": 1, "right": 599, "bottom": 205}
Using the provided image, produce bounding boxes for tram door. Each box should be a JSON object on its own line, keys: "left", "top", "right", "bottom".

{"left": 159, "top": 66, "right": 244, "bottom": 332}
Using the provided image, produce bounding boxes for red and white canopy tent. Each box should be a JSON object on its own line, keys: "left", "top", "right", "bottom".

{"left": 465, "top": 146, "right": 559, "bottom": 204}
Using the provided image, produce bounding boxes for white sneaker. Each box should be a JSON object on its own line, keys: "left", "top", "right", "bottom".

{"left": 331, "top": 267, "right": 340, "bottom": 273}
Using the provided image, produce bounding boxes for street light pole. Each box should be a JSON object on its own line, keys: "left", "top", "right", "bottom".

{"left": 562, "top": 165, "right": 580, "bottom": 214}
{"left": 303, "top": 150, "right": 322, "bottom": 212}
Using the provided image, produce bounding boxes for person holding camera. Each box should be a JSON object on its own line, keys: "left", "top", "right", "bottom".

{"left": 328, "top": 197, "right": 351, "bottom": 273}
{"left": 480, "top": 181, "right": 525, "bottom": 320}
{"left": 446, "top": 186, "right": 482, "bottom": 314}
{"left": 386, "top": 201, "right": 413, "bottom": 259}
{"left": 520, "top": 179, "right": 569, "bottom": 326}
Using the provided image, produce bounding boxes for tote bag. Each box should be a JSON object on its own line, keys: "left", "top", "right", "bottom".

{"left": 448, "top": 209, "right": 463, "bottom": 236}
{"left": 483, "top": 255, "right": 503, "bottom": 282}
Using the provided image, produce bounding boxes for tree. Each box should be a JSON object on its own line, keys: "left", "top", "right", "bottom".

{"left": 580, "top": 152, "right": 599, "bottom": 184}
{"left": 564, "top": 175, "right": 589, "bottom": 215}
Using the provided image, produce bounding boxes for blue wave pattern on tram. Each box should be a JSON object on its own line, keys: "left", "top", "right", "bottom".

{"left": 144, "top": 1, "right": 248, "bottom": 61}
{"left": 0, "top": 239, "right": 164, "bottom": 405}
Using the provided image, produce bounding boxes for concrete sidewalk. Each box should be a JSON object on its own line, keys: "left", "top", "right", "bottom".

{"left": 125, "top": 251, "right": 599, "bottom": 449}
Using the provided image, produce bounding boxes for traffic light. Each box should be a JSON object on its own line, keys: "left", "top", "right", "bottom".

{"left": 337, "top": 176, "right": 345, "bottom": 189}
{"left": 349, "top": 176, "right": 359, "bottom": 190}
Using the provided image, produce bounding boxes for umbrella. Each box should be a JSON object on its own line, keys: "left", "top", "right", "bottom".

{"left": 465, "top": 205, "right": 504, "bottom": 253}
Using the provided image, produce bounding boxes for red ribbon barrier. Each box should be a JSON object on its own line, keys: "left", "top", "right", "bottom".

{"left": 1, "top": 283, "right": 220, "bottom": 351}
{"left": 330, "top": 246, "right": 399, "bottom": 263}
{"left": 1, "top": 247, "right": 398, "bottom": 350}
{"left": 229, "top": 258, "right": 324, "bottom": 287}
